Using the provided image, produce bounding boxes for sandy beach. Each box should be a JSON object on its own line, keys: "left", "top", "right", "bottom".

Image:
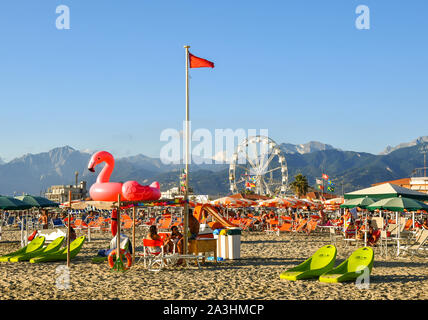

{"left": 0, "top": 227, "right": 427, "bottom": 300}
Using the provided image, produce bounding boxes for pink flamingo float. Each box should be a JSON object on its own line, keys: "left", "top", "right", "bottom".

{"left": 87, "top": 151, "right": 161, "bottom": 202}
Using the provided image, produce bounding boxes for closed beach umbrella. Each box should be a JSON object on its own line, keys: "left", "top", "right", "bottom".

{"left": 15, "top": 195, "right": 59, "bottom": 208}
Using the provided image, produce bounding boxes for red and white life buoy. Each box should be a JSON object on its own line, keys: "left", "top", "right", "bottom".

{"left": 107, "top": 248, "right": 132, "bottom": 270}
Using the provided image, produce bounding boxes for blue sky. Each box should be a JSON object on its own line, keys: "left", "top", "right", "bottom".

{"left": 0, "top": 0, "right": 427, "bottom": 161}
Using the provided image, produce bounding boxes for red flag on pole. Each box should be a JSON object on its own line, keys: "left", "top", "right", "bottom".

{"left": 322, "top": 174, "right": 329, "bottom": 180}
{"left": 189, "top": 52, "right": 215, "bottom": 68}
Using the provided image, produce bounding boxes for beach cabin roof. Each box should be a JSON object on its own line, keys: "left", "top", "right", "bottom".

{"left": 344, "top": 183, "right": 428, "bottom": 201}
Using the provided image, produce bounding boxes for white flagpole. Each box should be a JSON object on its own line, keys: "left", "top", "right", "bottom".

{"left": 183, "top": 45, "right": 190, "bottom": 254}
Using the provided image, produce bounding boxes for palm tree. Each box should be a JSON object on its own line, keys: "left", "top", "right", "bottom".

{"left": 290, "top": 173, "right": 309, "bottom": 198}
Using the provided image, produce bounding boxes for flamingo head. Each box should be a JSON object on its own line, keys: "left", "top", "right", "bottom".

{"left": 88, "top": 151, "right": 114, "bottom": 172}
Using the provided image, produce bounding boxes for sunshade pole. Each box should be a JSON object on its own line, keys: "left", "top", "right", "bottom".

{"left": 20, "top": 210, "right": 24, "bottom": 247}
{"left": 67, "top": 190, "right": 71, "bottom": 267}
{"left": 132, "top": 206, "right": 136, "bottom": 263}
{"left": 25, "top": 209, "right": 28, "bottom": 246}
{"left": 117, "top": 194, "right": 121, "bottom": 261}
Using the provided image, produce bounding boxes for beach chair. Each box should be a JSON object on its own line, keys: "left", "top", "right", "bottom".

{"left": 370, "top": 217, "right": 384, "bottom": 230}
{"left": 278, "top": 221, "right": 293, "bottom": 232}
{"left": 122, "top": 219, "right": 133, "bottom": 230}
{"left": 319, "top": 247, "right": 374, "bottom": 283}
{"left": 398, "top": 229, "right": 428, "bottom": 258}
{"left": 329, "top": 227, "right": 342, "bottom": 245}
{"left": 157, "top": 218, "right": 172, "bottom": 232}
{"left": 265, "top": 219, "right": 279, "bottom": 235}
{"left": 171, "top": 217, "right": 183, "bottom": 228}
{"left": 293, "top": 219, "right": 308, "bottom": 233}
{"left": 280, "top": 245, "right": 337, "bottom": 281}
{"left": 241, "top": 218, "right": 256, "bottom": 231}
{"left": 139, "top": 239, "right": 167, "bottom": 272}
{"left": 51, "top": 218, "right": 65, "bottom": 228}
{"left": 305, "top": 219, "right": 318, "bottom": 235}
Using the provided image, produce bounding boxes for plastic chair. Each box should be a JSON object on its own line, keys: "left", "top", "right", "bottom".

{"left": 140, "top": 239, "right": 166, "bottom": 272}
{"left": 280, "top": 245, "right": 337, "bottom": 281}
{"left": 319, "top": 247, "right": 374, "bottom": 283}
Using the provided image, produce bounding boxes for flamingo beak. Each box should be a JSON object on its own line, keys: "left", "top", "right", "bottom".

{"left": 88, "top": 167, "right": 95, "bottom": 172}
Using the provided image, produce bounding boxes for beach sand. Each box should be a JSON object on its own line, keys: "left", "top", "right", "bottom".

{"left": 0, "top": 227, "right": 427, "bottom": 300}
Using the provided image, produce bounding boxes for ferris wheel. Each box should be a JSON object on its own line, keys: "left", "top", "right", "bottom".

{"left": 229, "top": 136, "right": 288, "bottom": 196}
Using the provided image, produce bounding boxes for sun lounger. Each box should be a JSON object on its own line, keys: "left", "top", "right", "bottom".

{"left": 398, "top": 229, "right": 428, "bottom": 258}
{"left": 0, "top": 236, "right": 45, "bottom": 262}
{"left": 280, "top": 245, "right": 337, "bottom": 281}
{"left": 319, "top": 247, "right": 374, "bottom": 283}
{"left": 293, "top": 219, "right": 308, "bottom": 233}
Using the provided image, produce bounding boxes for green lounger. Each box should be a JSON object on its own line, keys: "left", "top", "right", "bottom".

{"left": 29, "top": 236, "right": 85, "bottom": 263}
{"left": 280, "top": 245, "right": 337, "bottom": 281}
{"left": 319, "top": 247, "right": 374, "bottom": 283}
{"left": 0, "top": 236, "right": 45, "bottom": 262}
{"left": 9, "top": 236, "right": 65, "bottom": 262}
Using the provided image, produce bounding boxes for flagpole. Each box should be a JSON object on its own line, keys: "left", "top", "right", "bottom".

{"left": 183, "top": 45, "right": 190, "bottom": 254}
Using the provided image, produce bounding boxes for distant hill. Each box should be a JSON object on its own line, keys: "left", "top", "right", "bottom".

{"left": 380, "top": 136, "right": 428, "bottom": 155}
{"left": 279, "top": 141, "right": 337, "bottom": 154}
{"left": 0, "top": 140, "right": 426, "bottom": 197}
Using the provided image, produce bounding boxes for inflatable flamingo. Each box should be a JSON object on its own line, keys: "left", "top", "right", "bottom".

{"left": 87, "top": 151, "right": 161, "bottom": 202}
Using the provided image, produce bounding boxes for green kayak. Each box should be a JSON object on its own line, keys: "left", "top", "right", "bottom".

{"left": 0, "top": 236, "right": 45, "bottom": 262}
{"left": 9, "top": 236, "right": 65, "bottom": 262}
{"left": 30, "top": 236, "right": 85, "bottom": 263}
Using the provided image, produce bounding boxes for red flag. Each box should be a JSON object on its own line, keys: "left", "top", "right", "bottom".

{"left": 322, "top": 174, "right": 329, "bottom": 180}
{"left": 189, "top": 52, "right": 214, "bottom": 68}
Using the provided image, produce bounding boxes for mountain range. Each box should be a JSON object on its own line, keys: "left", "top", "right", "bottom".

{"left": 0, "top": 136, "right": 427, "bottom": 198}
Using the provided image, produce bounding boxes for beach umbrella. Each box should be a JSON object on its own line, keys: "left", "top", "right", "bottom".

{"left": 15, "top": 195, "right": 59, "bottom": 208}
{"left": 341, "top": 196, "right": 376, "bottom": 209}
{"left": 0, "top": 195, "right": 32, "bottom": 210}
{"left": 258, "top": 197, "right": 296, "bottom": 208}
{"left": 367, "top": 196, "right": 428, "bottom": 212}
{"left": 324, "top": 197, "right": 345, "bottom": 205}
{"left": 211, "top": 196, "right": 255, "bottom": 207}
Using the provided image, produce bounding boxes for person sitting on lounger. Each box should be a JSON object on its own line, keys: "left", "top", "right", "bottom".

{"left": 422, "top": 218, "right": 428, "bottom": 230}
{"left": 145, "top": 225, "right": 162, "bottom": 254}
{"left": 367, "top": 226, "right": 379, "bottom": 246}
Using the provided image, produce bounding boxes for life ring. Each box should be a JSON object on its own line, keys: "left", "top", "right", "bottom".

{"left": 108, "top": 249, "right": 132, "bottom": 270}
